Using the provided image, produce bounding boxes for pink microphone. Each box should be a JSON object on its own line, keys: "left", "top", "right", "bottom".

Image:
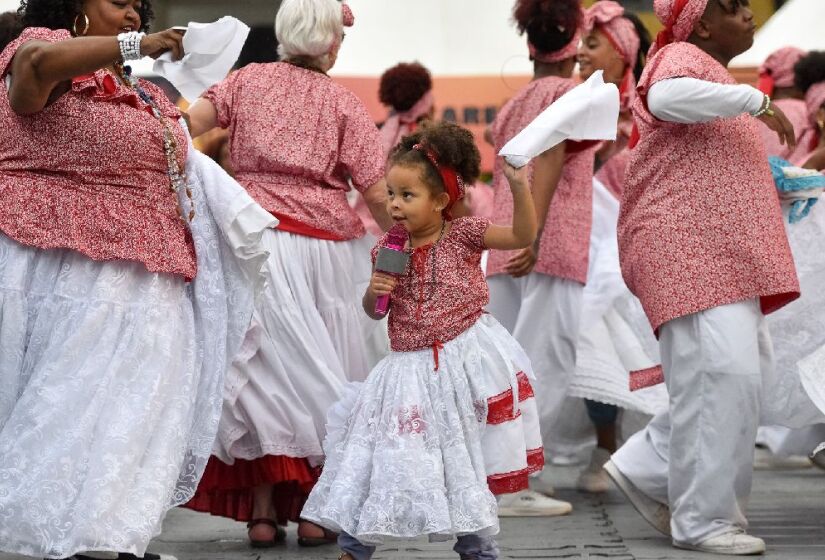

{"left": 374, "top": 225, "right": 410, "bottom": 316}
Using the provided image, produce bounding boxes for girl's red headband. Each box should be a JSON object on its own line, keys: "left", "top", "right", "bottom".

{"left": 413, "top": 143, "right": 466, "bottom": 220}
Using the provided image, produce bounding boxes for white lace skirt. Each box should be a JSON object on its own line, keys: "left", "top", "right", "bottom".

{"left": 301, "top": 314, "right": 539, "bottom": 544}
{"left": 0, "top": 149, "right": 274, "bottom": 559}
{"left": 213, "top": 231, "right": 378, "bottom": 465}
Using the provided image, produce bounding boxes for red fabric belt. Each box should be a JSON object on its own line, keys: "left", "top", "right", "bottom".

{"left": 273, "top": 212, "right": 348, "bottom": 241}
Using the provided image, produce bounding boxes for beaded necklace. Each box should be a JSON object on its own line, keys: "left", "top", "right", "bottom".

{"left": 408, "top": 220, "right": 446, "bottom": 319}
{"left": 113, "top": 62, "right": 195, "bottom": 222}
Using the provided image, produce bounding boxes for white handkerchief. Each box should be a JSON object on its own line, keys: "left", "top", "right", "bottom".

{"left": 498, "top": 71, "right": 620, "bottom": 168}
{"left": 154, "top": 16, "right": 250, "bottom": 102}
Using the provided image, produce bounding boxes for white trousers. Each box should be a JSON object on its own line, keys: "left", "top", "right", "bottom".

{"left": 612, "top": 299, "right": 768, "bottom": 544}
{"left": 487, "top": 274, "right": 584, "bottom": 449}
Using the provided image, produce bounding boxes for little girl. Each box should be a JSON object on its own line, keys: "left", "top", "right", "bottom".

{"left": 301, "top": 122, "right": 541, "bottom": 559}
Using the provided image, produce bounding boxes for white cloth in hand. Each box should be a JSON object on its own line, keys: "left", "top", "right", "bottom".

{"left": 154, "top": 16, "right": 250, "bottom": 102}
{"left": 498, "top": 71, "right": 620, "bottom": 168}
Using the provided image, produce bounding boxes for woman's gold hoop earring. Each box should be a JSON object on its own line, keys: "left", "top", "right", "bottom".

{"left": 73, "top": 13, "right": 90, "bottom": 36}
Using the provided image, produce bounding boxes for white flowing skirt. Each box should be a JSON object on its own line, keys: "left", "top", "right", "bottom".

{"left": 302, "top": 315, "right": 540, "bottom": 544}
{"left": 0, "top": 148, "right": 274, "bottom": 559}
{"left": 213, "top": 231, "right": 379, "bottom": 465}
{"left": 567, "top": 179, "right": 666, "bottom": 416}
{"left": 761, "top": 204, "right": 825, "bottom": 427}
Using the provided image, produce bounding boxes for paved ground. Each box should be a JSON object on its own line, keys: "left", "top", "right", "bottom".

{"left": 5, "top": 458, "right": 820, "bottom": 560}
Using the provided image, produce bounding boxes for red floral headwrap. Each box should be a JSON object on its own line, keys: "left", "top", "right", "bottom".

{"left": 758, "top": 47, "right": 807, "bottom": 96}
{"left": 584, "top": 1, "right": 641, "bottom": 110}
{"left": 650, "top": 0, "right": 708, "bottom": 57}
{"left": 529, "top": 29, "right": 582, "bottom": 64}
{"left": 341, "top": 2, "right": 354, "bottom": 27}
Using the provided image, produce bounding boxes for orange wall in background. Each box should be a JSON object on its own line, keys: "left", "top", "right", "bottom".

{"left": 336, "top": 75, "right": 532, "bottom": 173}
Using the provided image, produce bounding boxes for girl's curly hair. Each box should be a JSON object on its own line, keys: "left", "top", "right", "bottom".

{"left": 379, "top": 62, "right": 432, "bottom": 112}
{"left": 794, "top": 51, "right": 825, "bottom": 94}
{"left": 513, "top": 0, "right": 583, "bottom": 56}
{"left": 389, "top": 121, "right": 480, "bottom": 196}
{"left": 19, "top": 0, "right": 154, "bottom": 33}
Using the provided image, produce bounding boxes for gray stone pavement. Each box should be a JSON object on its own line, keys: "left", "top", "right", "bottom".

{"left": 2, "top": 461, "right": 823, "bottom": 560}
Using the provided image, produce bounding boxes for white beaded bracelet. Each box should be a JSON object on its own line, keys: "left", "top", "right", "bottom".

{"left": 753, "top": 94, "right": 773, "bottom": 118}
{"left": 117, "top": 31, "right": 145, "bottom": 62}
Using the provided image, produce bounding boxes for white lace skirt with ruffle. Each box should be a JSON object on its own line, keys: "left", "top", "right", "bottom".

{"left": 0, "top": 149, "right": 275, "bottom": 559}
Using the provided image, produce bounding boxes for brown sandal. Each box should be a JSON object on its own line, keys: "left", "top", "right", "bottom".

{"left": 297, "top": 520, "right": 338, "bottom": 547}
{"left": 246, "top": 518, "right": 286, "bottom": 548}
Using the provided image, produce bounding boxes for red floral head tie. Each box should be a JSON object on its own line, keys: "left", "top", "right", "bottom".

{"left": 341, "top": 3, "right": 355, "bottom": 27}
{"left": 650, "top": 0, "right": 707, "bottom": 57}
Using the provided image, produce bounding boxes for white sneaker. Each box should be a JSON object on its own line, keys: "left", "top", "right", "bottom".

{"left": 811, "top": 442, "right": 825, "bottom": 471}
{"left": 603, "top": 460, "right": 671, "bottom": 536}
{"left": 497, "top": 489, "right": 572, "bottom": 517}
{"left": 674, "top": 530, "right": 766, "bottom": 555}
{"left": 577, "top": 447, "right": 611, "bottom": 493}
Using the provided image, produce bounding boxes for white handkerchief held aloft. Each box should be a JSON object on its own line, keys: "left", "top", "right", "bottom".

{"left": 153, "top": 16, "right": 250, "bottom": 102}
{"left": 498, "top": 70, "right": 620, "bottom": 168}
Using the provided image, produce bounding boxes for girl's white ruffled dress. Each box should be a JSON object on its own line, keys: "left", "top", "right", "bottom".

{"left": 302, "top": 217, "right": 543, "bottom": 544}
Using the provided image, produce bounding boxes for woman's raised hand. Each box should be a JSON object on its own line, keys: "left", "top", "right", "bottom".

{"left": 140, "top": 28, "right": 186, "bottom": 60}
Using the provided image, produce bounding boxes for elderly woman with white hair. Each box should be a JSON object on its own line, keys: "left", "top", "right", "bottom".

{"left": 184, "top": 0, "right": 391, "bottom": 548}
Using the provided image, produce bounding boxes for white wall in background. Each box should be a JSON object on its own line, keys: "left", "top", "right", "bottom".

{"left": 152, "top": 0, "right": 533, "bottom": 77}
{"left": 731, "top": 0, "right": 825, "bottom": 67}
{"left": 331, "top": 0, "right": 532, "bottom": 77}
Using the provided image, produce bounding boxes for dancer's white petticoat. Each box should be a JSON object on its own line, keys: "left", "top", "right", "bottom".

{"left": 0, "top": 149, "right": 274, "bottom": 559}
{"left": 214, "top": 231, "right": 376, "bottom": 465}
{"left": 568, "top": 179, "right": 666, "bottom": 415}
{"left": 762, "top": 204, "right": 825, "bottom": 427}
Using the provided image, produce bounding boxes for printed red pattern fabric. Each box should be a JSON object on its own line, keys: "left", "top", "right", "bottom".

{"left": 204, "top": 62, "right": 386, "bottom": 240}
{"left": 373, "top": 217, "right": 491, "bottom": 352}
{"left": 619, "top": 42, "right": 799, "bottom": 333}
{"left": 488, "top": 76, "right": 596, "bottom": 284}
{"left": 0, "top": 28, "right": 196, "bottom": 279}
